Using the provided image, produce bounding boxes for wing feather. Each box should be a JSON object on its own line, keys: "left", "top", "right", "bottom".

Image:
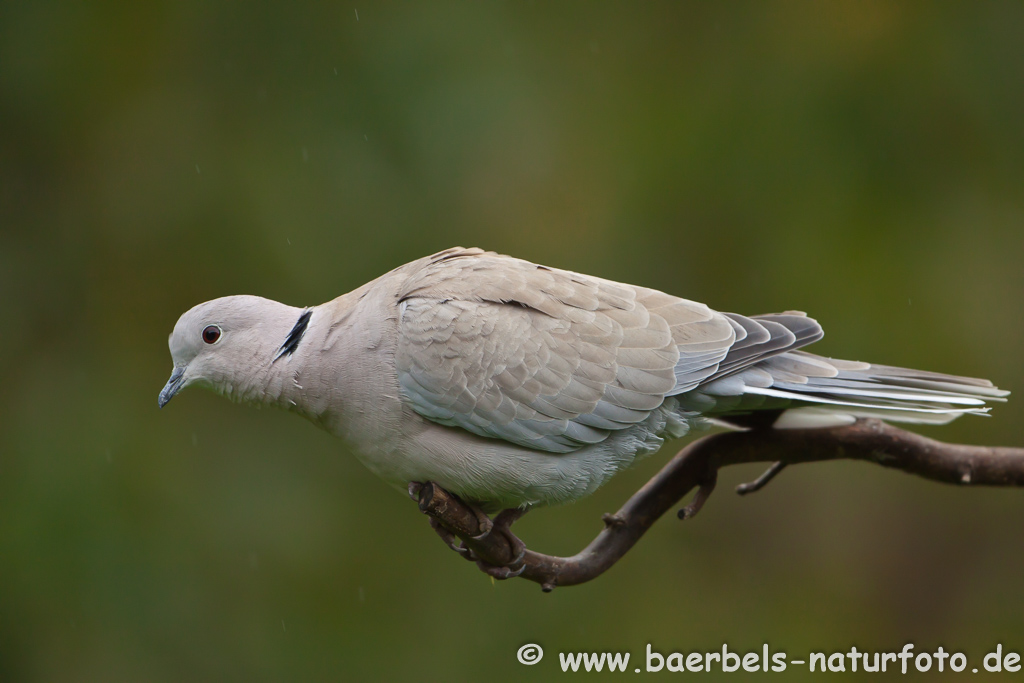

{"left": 395, "top": 249, "right": 733, "bottom": 453}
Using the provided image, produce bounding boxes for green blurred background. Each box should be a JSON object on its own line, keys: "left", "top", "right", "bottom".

{"left": 2, "top": 1, "right": 1023, "bottom": 681}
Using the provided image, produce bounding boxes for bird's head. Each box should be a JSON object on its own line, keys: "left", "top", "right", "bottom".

{"left": 159, "top": 295, "right": 305, "bottom": 407}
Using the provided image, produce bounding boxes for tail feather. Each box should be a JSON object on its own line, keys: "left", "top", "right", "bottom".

{"left": 681, "top": 349, "right": 1009, "bottom": 427}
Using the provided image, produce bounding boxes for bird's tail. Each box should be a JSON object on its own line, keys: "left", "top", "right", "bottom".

{"left": 679, "top": 349, "right": 1010, "bottom": 429}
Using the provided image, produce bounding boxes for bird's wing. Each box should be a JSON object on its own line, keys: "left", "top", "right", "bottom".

{"left": 394, "top": 248, "right": 738, "bottom": 453}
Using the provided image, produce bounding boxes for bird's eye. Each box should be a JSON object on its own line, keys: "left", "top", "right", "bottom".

{"left": 202, "top": 325, "right": 222, "bottom": 344}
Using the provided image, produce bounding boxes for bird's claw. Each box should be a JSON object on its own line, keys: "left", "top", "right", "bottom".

{"left": 465, "top": 506, "right": 528, "bottom": 579}
{"left": 469, "top": 507, "right": 494, "bottom": 539}
{"left": 428, "top": 517, "right": 470, "bottom": 557}
{"left": 464, "top": 541, "right": 527, "bottom": 579}
{"left": 475, "top": 557, "right": 526, "bottom": 579}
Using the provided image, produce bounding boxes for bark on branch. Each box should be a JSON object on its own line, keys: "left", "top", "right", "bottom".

{"left": 413, "top": 419, "right": 1024, "bottom": 591}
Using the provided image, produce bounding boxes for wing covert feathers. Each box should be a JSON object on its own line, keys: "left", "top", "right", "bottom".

{"left": 395, "top": 248, "right": 737, "bottom": 452}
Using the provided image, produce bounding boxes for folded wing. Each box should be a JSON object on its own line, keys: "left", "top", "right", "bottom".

{"left": 395, "top": 248, "right": 743, "bottom": 452}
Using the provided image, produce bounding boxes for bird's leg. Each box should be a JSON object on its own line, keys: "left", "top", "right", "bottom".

{"left": 464, "top": 506, "right": 529, "bottom": 580}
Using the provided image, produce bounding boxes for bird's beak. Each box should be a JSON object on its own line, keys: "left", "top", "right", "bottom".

{"left": 158, "top": 366, "right": 187, "bottom": 408}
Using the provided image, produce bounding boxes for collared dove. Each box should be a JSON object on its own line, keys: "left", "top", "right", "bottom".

{"left": 160, "top": 247, "right": 1008, "bottom": 551}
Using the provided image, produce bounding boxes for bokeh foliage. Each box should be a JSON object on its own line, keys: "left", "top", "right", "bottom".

{"left": 1, "top": 1, "right": 1023, "bottom": 681}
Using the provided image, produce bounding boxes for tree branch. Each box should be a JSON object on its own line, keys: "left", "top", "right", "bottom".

{"left": 413, "top": 419, "right": 1024, "bottom": 591}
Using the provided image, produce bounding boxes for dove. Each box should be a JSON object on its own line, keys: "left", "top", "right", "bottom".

{"left": 160, "top": 247, "right": 1008, "bottom": 573}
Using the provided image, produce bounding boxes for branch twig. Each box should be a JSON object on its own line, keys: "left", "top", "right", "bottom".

{"left": 413, "top": 419, "right": 1024, "bottom": 591}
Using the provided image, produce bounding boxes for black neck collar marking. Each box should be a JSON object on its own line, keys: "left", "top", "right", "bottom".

{"left": 275, "top": 309, "right": 312, "bottom": 361}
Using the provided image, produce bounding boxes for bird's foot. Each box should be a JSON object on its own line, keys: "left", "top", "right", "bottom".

{"left": 412, "top": 481, "right": 473, "bottom": 558}
{"left": 428, "top": 517, "right": 471, "bottom": 557}
{"left": 464, "top": 507, "right": 528, "bottom": 579}
{"left": 413, "top": 481, "right": 529, "bottom": 579}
